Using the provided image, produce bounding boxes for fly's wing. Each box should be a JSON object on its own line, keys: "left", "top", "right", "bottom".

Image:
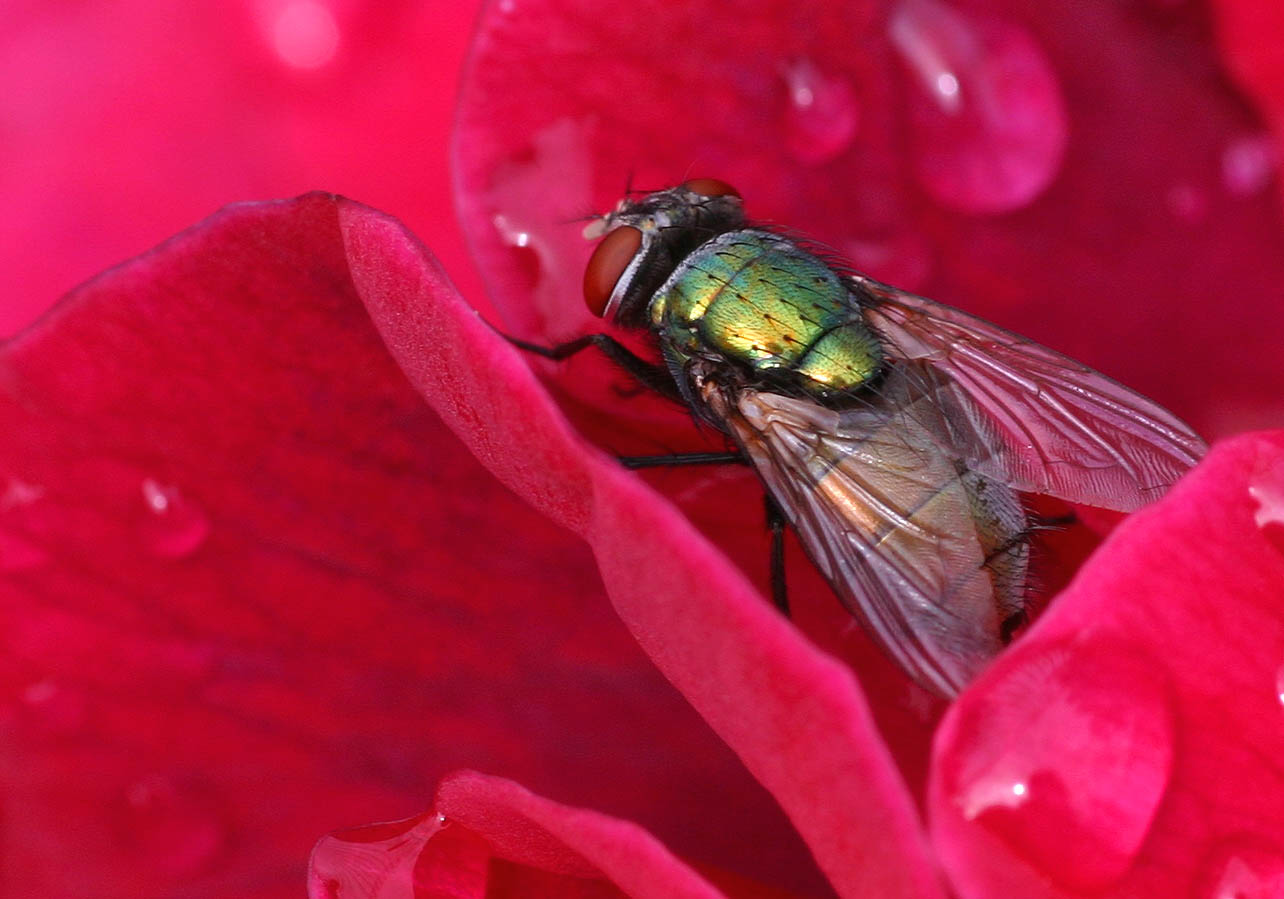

{"left": 725, "top": 381, "right": 1005, "bottom": 698}
{"left": 857, "top": 276, "right": 1207, "bottom": 511}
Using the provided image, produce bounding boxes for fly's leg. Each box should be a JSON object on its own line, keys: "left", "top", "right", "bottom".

{"left": 619, "top": 452, "right": 745, "bottom": 469}
{"left": 765, "top": 494, "right": 790, "bottom": 617}
{"left": 505, "top": 333, "right": 683, "bottom": 402}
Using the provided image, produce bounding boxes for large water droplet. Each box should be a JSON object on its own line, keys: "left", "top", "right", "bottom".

{"left": 309, "top": 812, "right": 491, "bottom": 897}
{"left": 1222, "top": 134, "right": 1277, "bottom": 197}
{"left": 138, "top": 479, "right": 210, "bottom": 558}
{"left": 943, "top": 638, "right": 1174, "bottom": 891}
{"left": 1248, "top": 460, "right": 1284, "bottom": 556}
{"left": 1199, "top": 839, "right": 1284, "bottom": 899}
{"left": 889, "top": 0, "right": 1068, "bottom": 214}
{"left": 782, "top": 58, "right": 860, "bottom": 165}
{"left": 120, "top": 775, "right": 226, "bottom": 876}
{"left": 269, "top": 1, "right": 340, "bottom": 70}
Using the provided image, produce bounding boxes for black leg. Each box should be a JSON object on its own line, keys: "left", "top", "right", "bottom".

{"left": 764, "top": 494, "right": 790, "bottom": 617}
{"left": 618, "top": 451, "right": 746, "bottom": 470}
{"left": 505, "top": 332, "right": 683, "bottom": 402}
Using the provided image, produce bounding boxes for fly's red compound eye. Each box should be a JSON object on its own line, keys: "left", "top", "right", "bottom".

{"left": 583, "top": 225, "right": 642, "bottom": 317}
{"left": 683, "top": 178, "right": 741, "bottom": 199}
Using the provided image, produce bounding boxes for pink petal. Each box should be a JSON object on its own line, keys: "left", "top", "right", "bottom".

{"left": 343, "top": 199, "right": 944, "bottom": 897}
{"left": 0, "top": 195, "right": 813, "bottom": 896}
{"left": 931, "top": 432, "right": 1284, "bottom": 897}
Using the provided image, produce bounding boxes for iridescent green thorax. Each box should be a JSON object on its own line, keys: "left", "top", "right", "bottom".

{"left": 648, "top": 230, "right": 883, "bottom": 397}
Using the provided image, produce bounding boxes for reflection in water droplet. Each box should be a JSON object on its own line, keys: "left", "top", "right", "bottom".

{"left": 1166, "top": 183, "right": 1208, "bottom": 225}
{"left": 1199, "top": 839, "right": 1284, "bottom": 899}
{"left": 888, "top": 0, "right": 1067, "bottom": 214}
{"left": 121, "top": 776, "right": 226, "bottom": 876}
{"left": 944, "top": 640, "right": 1174, "bottom": 891}
{"left": 1222, "top": 135, "right": 1277, "bottom": 197}
{"left": 271, "top": 1, "right": 340, "bottom": 70}
{"left": 139, "top": 479, "right": 209, "bottom": 558}
{"left": 1276, "top": 664, "right": 1284, "bottom": 709}
{"left": 782, "top": 59, "right": 860, "bottom": 165}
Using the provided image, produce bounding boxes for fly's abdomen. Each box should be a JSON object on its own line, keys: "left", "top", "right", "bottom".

{"left": 650, "top": 230, "right": 882, "bottom": 396}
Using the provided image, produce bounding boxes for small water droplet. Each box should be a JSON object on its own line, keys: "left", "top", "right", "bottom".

{"left": 0, "top": 478, "right": 50, "bottom": 571}
{"left": 483, "top": 118, "right": 593, "bottom": 333}
{"left": 19, "top": 679, "right": 88, "bottom": 736}
{"left": 781, "top": 58, "right": 860, "bottom": 165}
{"left": 269, "top": 1, "right": 340, "bottom": 70}
{"left": 1248, "top": 460, "right": 1284, "bottom": 557}
{"left": 1199, "top": 839, "right": 1284, "bottom": 899}
{"left": 138, "top": 479, "right": 209, "bottom": 558}
{"left": 1275, "top": 664, "right": 1284, "bottom": 708}
{"left": 120, "top": 776, "right": 226, "bottom": 876}
{"left": 1166, "top": 182, "right": 1208, "bottom": 224}
{"left": 309, "top": 812, "right": 457, "bottom": 896}
{"left": 1222, "top": 134, "right": 1277, "bottom": 197}
{"left": 942, "top": 639, "right": 1174, "bottom": 891}
{"left": 889, "top": 0, "right": 1068, "bottom": 214}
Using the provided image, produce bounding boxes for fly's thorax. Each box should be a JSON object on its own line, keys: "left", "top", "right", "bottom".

{"left": 648, "top": 230, "right": 884, "bottom": 399}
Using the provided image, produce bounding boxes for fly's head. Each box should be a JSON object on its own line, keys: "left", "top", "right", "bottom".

{"left": 581, "top": 179, "right": 745, "bottom": 328}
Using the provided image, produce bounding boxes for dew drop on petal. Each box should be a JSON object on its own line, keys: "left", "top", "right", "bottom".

{"left": 782, "top": 58, "right": 860, "bottom": 165}
{"left": 270, "top": 1, "right": 340, "bottom": 70}
{"left": 943, "top": 639, "right": 1174, "bottom": 891}
{"left": 19, "top": 679, "right": 88, "bottom": 737}
{"left": 888, "top": 0, "right": 1068, "bottom": 214}
{"left": 1198, "top": 839, "right": 1284, "bottom": 899}
{"left": 1166, "top": 182, "right": 1209, "bottom": 225}
{"left": 1275, "top": 664, "right": 1284, "bottom": 709}
{"left": 120, "top": 776, "right": 226, "bottom": 876}
{"left": 1222, "top": 134, "right": 1277, "bottom": 197}
{"left": 138, "top": 479, "right": 209, "bottom": 559}
{"left": 0, "top": 479, "right": 50, "bottom": 571}
{"left": 309, "top": 812, "right": 457, "bottom": 897}
{"left": 1247, "top": 461, "right": 1284, "bottom": 555}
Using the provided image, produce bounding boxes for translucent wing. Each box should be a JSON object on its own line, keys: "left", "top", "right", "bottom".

{"left": 718, "top": 370, "right": 1016, "bottom": 697}
{"left": 857, "top": 276, "right": 1207, "bottom": 511}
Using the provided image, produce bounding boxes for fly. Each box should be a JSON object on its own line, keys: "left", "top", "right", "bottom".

{"left": 513, "top": 179, "right": 1206, "bottom": 698}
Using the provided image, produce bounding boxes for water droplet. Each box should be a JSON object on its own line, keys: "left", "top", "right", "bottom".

{"left": 942, "top": 638, "right": 1174, "bottom": 890}
{"left": 483, "top": 118, "right": 593, "bottom": 333}
{"left": 1222, "top": 134, "right": 1277, "bottom": 197}
{"left": 1198, "top": 839, "right": 1284, "bottom": 899}
{"left": 1166, "top": 182, "right": 1208, "bottom": 224}
{"left": 19, "top": 679, "right": 88, "bottom": 737}
{"left": 0, "top": 479, "right": 50, "bottom": 571}
{"left": 120, "top": 776, "right": 226, "bottom": 876}
{"left": 138, "top": 479, "right": 209, "bottom": 558}
{"left": 1275, "top": 664, "right": 1284, "bottom": 709}
{"left": 1248, "top": 459, "right": 1284, "bottom": 556}
{"left": 309, "top": 812, "right": 471, "bottom": 897}
{"left": 782, "top": 59, "right": 860, "bottom": 165}
{"left": 889, "top": 0, "right": 1068, "bottom": 214}
{"left": 270, "top": 1, "right": 340, "bottom": 70}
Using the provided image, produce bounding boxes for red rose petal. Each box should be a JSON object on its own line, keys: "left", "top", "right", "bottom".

{"left": 932, "top": 432, "right": 1284, "bottom": 898}
{"left": 0, "top": 195, "right": 816, "bottom": 896}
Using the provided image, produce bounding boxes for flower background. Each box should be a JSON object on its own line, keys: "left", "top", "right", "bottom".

{"left": 3, "top": 0, "right": 1284, "bottom": 897}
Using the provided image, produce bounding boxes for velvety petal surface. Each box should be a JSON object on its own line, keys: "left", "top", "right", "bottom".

{"left": 342, "top": 198, "right": 945, "bottom": 897}
{"left": 1, "top": 1, "right": 485, "bottom": 335}
{"left": 931, "top": 432, "right": 1284, "bottom": 898}
{"left": 0, "top": 195, "right": 821, "bottom": 896}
